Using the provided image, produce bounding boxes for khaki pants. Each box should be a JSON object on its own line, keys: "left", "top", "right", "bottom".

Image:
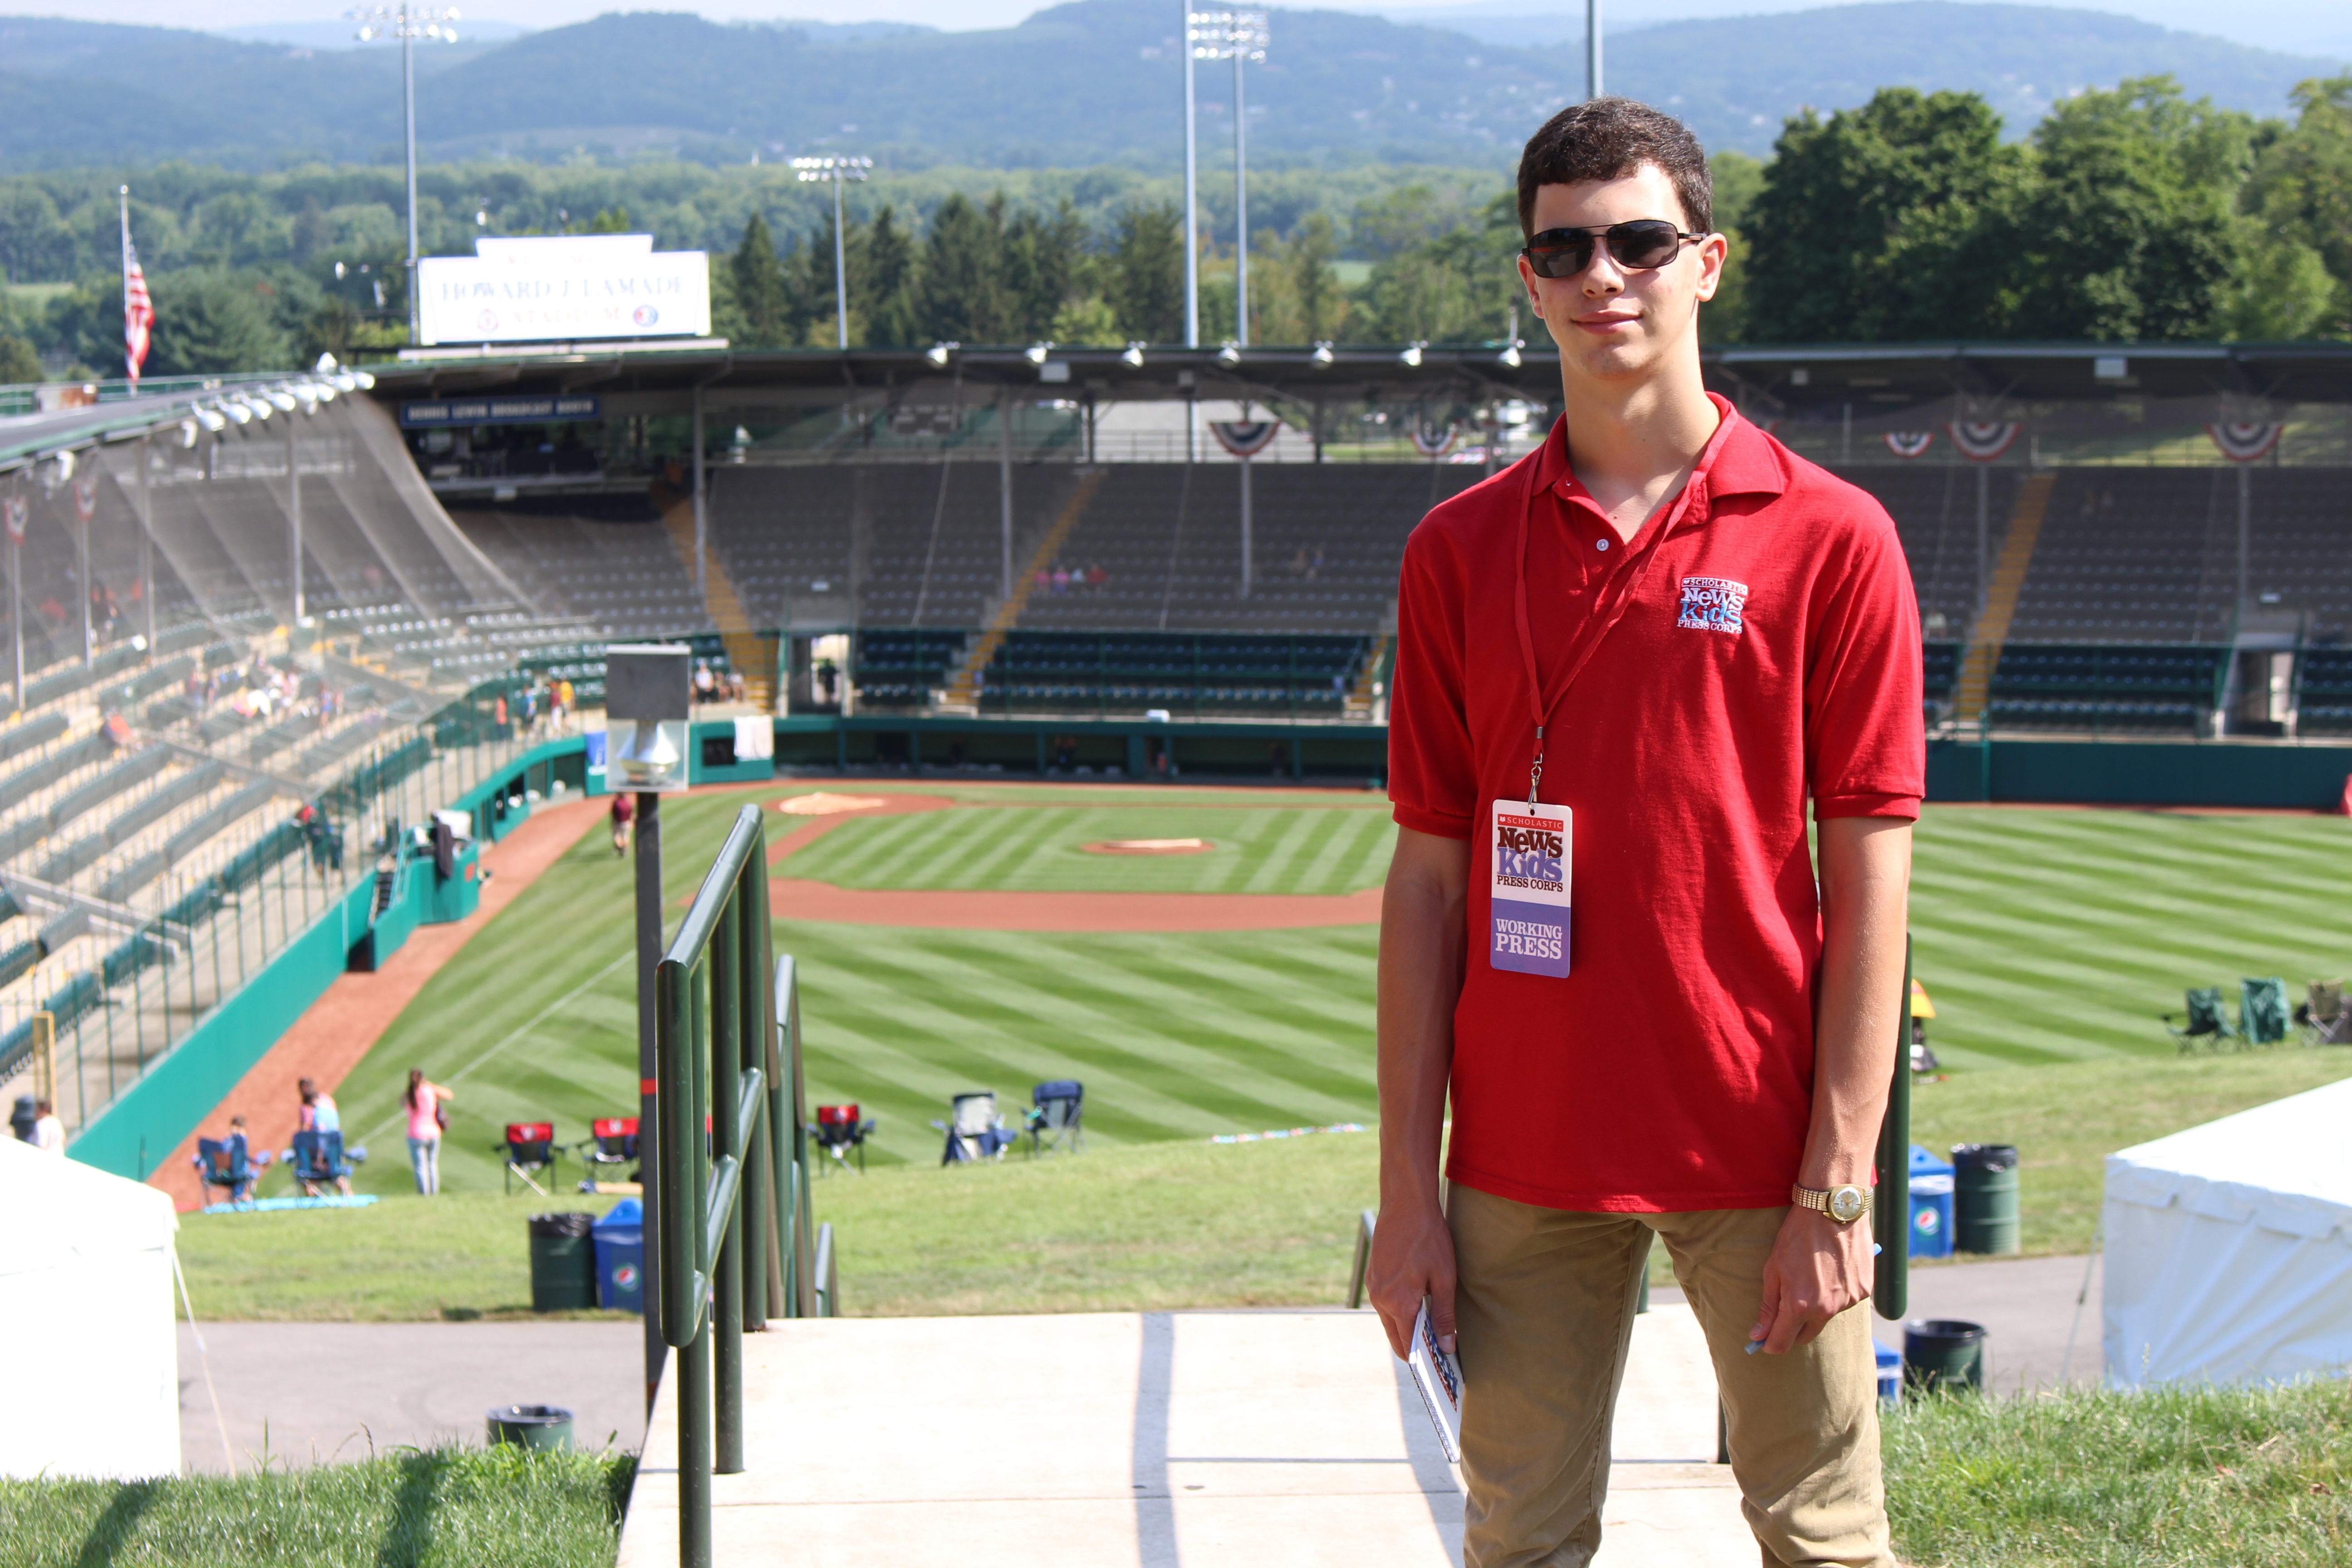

{"left": 1449, "top": 1184, "right": 1894, "bottom": 1568}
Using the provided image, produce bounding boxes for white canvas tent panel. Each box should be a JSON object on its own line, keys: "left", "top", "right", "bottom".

{"left": 0, "top": 1139, "right": 180, "bottom": 1479}
{"left": 2103, "top": 1075, "right": 2352, "bottom": 1387}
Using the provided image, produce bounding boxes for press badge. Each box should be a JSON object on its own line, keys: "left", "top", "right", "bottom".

{"left": 1489, "top": 800, "right": 1571, "bottom": 976}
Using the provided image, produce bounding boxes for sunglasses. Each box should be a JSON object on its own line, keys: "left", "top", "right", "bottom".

{"left": 1521, "top": 220, "right": 1705, "bottom": 279}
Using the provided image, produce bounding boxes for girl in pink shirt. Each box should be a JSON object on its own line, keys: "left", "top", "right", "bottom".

{"left": 405, "top": 1068, "right": 453, "bottom": 1195}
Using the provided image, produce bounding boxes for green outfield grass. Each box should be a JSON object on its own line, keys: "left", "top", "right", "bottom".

{"left": 1908, "top": 806, "right": 2352, "bottom": 1071}
{"left": 777, "top": 800, "right": 1394, "bottom": 894}
{"left": 314, "top": 786, "right": 2351, "bottom": 1202}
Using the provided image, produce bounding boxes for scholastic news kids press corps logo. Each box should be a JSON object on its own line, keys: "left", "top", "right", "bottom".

{"left": 1492, "top": 814, "right": 1564, "bottom": 894}
{"left": 1676, "top": 576, "right": 1749, "bottom": 635}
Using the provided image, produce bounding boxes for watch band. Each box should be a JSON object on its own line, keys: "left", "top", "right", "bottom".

{"left": 1792, "top": 1182, "right": 1872, "bottom": 1222}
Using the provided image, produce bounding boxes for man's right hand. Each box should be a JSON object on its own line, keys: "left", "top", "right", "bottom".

{"left": 1368, "top": 1196, "right": 1459, "bottom": 1360}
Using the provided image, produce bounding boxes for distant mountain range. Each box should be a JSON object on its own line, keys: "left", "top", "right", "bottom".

{"left": 0, "top": 0, "right": 2339, "bottom": 174}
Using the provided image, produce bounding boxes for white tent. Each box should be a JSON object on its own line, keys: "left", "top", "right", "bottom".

{"left": 2104, "top": 1075, "right": 2352, "bottom": 1387}
{"left": 0, "top": 1139, "right": 181, "bottom": 1479}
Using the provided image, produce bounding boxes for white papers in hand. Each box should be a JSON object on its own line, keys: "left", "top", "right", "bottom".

{"left": 1406, "top": 1299, "right": 1463, "bottom": 1463}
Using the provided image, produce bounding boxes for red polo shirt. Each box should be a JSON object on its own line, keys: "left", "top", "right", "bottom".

{"left": 1389, "top": 396, "right": 1923, "bottom": 1212}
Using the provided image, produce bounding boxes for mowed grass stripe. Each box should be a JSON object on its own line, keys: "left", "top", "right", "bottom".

{"left": 330, "top": 791, "right": 2350, "bottom": 1192}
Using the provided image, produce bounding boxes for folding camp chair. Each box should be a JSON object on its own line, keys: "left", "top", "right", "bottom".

{"left": 498, "top": 1122, "right": 559, "bottom": 1195}
{"left": 285, "top": 1130, "right": 360, "bottom": 1196}
{"left": 1024, "top": 1081, "right": 1085, "bottom": 1157}
{"left": 811, "top": 1104, "right": 876, "bottom": 1174}
{"left": 195, "top": 1136, "right": 263, "bottom": 1205}
{"left": 2295, "top": 980, "right": 2350, "bottom": 1046}
{"left": 2163, "top": 987, "right": 2238, "bottom": 1053}
{"left": 933, "top": 1093, "right": 1017, "bottom": 1165}
{"left": 2241, "top": 977, "right": 2290, "bottom": 1046}
{"left": 1908, "top": 978, "right": 1940, "bottom": 1074}
{"left": 583, "top": 1117, "right": 639, "bottom": 1179}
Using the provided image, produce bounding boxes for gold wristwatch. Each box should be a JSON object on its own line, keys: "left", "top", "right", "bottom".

{"left": 1792, "top": 1183, "right": 1872, "bottom": 1223}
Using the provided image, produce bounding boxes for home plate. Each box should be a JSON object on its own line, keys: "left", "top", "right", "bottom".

{"left": 1083, "top": 838, "right": 1215, "bottom": 855}
{"left": 617, "top": 1305, "right": 1752, "bottom": 1566}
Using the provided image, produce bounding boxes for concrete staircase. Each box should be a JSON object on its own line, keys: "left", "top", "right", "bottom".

{"left": 1344, "top": 632, "right": 1391, "bottom": 720}
{"left": 1953, "top": 470, "right": 2056, "bottom": 727}
{"left": 660, "top": 495, "right": 774, "bottom": 710}
{"left": 942, "top": 470, "right": 1109, "bottom": 708}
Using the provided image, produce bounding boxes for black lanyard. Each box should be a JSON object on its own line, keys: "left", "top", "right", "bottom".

{"left": 1508, "top": 425, "right": 1713, "bottom": 812}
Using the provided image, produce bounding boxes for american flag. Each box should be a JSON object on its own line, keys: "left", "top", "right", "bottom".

{"left": 122, "top": 192, "right": 153, "bottom": 387}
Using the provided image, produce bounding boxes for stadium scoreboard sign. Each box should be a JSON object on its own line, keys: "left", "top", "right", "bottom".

{"left": 400, "top": 396, "right": 602, "bottom": 427}
{"left": 416, "top": 234, "right": 711, "bottom": 347}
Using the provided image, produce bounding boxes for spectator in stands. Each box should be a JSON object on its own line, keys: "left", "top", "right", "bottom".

{"left": 404, "top": 1069, "right": 453, "bottom": 1196}
{"left": 1371, "top": 97, "right": 1918, "bottom": 1568}
{"left": 493, "top": 694, "right": 508, "bottom": 738}
{"left": 29, "top": 1098, "right": 64, "bottom": 1155}
{"left": 192, "top": 1115, "right": 265, "bottom": 1199}
{"left": 1087, "top": 563, "right": 1107, "bottom": 594}
{"left": 610, "top": 791, "right": 634, "bottom": 856}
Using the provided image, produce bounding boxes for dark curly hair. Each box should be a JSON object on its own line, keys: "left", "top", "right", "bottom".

{"left": 1516, "top": 97, "right": 1713, "bottom": 240}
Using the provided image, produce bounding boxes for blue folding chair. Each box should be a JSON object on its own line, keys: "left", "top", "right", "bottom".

{"left": 934, "top": 1093, "right": 1019, "bottom": 1165}
{"left": 195, "top": 1135, "right": 263, "bottom": 1205}
{"left": 284, "top": 1129, "right": 362, "bottom": 1196}
{"left": 1025, "top": 1081, "right": 1085, "bottom": 1157}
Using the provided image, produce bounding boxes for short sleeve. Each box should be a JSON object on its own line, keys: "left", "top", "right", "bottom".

{"left": 1388, "top": 521, "right": 1477, "bottom": 840}
{"left": 1804, "top": 501, "right": 1925, "bottom": 821}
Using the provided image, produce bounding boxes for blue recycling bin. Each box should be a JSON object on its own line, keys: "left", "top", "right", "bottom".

{"left": 593, "top": 1198, "right": 644, "bottom": 1313}
{"left": 1909, "top": 1144, "right": 1955, "bottom": 1260}
{"left": 1874, "top": 1340, "right": 1902, "bottom": 1403}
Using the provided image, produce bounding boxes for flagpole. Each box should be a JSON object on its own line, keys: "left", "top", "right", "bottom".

{"left": 120, "top": 186, "right": 136, "bottom": 389}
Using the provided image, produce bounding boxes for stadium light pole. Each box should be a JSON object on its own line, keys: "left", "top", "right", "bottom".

{"left": 1182, "top": 6, "right": 1203, "bottom": 349}
{"left": 792, "top": 157, "right": 872, "bottom": 350}
{"left": 1586, "top": 0, "right": 1602, "bottom": 99}
{"left": 1192, "top": 12, "right": 1269, "bottom": 348}
{"left": 350, "top": 3, "right": 462, "bottom": 345}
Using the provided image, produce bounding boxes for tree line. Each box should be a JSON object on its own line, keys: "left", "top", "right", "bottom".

{"left": 2, "top": 71, "right": 2346, "bottom": 379}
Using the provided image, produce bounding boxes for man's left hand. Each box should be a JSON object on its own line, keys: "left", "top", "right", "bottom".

{"left": 1749, "top": 1205, "right": 1874, "bottom": 1354}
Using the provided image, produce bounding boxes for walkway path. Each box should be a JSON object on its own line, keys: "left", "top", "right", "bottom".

{"left": 617, "top": 1305, "right": 1751, "bottom": 1568}
{"left": 147, "top": 798, "right": 605, "bottom": 1210}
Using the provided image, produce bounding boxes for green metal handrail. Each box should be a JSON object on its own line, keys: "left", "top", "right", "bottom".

{"left": 656, "top": 802, "right": 824, "bottom": 1568}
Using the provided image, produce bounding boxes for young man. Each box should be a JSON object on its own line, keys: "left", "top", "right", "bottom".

{"left": 1370, "top": 97, "right": 1922, "bottom": 1568}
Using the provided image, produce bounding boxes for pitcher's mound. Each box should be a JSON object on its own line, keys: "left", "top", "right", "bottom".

{"left": 778, "top": 793, "right": 891, "bottom": 817}
{"left": 1083, "top": 838, "right": 1214, "bottom": 855}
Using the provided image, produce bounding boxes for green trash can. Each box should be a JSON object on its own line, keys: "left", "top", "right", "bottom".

{"left": 487, "top": 1404, "right": 574, "bottom": 1452}
{"left": 1951, "top": 1143, "right": 2021, "bottom": 1255}
{"left": 527, "top": 1212, "right": 598, "bottom": 1312}
{"left": 1903, "top": 1319, "right": 1986, "bottom": 1395}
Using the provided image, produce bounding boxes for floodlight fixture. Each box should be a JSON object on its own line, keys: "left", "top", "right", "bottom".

{"left": 353, "top": 371, "right": 376, "bottom": 390}
{"left": 349, "top": 4, "right": 463, "bottom": 346}
{"left": 1400, "top": 342, "right": 1426, "bottom": 368}
{"left": 1216, "top": 341, "right": 1241, "bottom": 367}
{"left": 793, "top": 155, "right": 873, "bottom": 351}
{"left": 1024, "top": 342, "right": 1054, "bottom": 366}
{"left": 266, "top": 389, "right": 298, "bottom": 412}
{"left": 1121, "top": 342, "right": 1147, "bottom": 368}
{"left": 178, "top": 419, "right": 200, "bottom": 448}
{"left": 926, "top": 341, "right": 957, "bottom": 368}
{"left": 1310, "top": 341, "right": 1334, "bottom": 366}
{"left": 194, "top": 407, "right": 227, "bottom": 433}
{"left": 1499, "top": 342, "right": 1524, "bottom": 369}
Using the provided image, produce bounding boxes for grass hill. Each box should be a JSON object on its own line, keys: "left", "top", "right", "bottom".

{"left": 0, "top": 1, "right": 2339, "bottom": 172}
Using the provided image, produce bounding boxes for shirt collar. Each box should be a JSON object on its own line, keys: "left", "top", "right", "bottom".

{"left": 1532, "top": 391, "right": 1788, "bottom": 504}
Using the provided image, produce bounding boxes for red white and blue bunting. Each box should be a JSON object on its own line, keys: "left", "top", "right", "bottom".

{"left": 1883, "top": 431, "right": 1935, "bottom": 459}
{"left": 1947, "top": 421, "right": 2019, "bottom": 462}
{"left": 72, "top": 472, "right": 99, "bottom": 524}
{"left": 1210, "top": 420, "right": 1281, "bottom": 458}
{"left": 2207, "top": 422, "right": 2282, "bottom": 463}
{"left": 1409, "top": 425, "right": 1455, "bottom": 459}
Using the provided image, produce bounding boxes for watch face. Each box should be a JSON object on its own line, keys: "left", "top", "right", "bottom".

{"left": 1829, "top": 1185, "right": 1868, "bottom": 1223}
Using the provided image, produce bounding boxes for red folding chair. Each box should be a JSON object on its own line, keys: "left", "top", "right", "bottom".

{"left": 498, "top": 1121, "right": 558, "bottom": 1195}
{"left": 811, "top": 1103, "right": 876, "bottom": 1174}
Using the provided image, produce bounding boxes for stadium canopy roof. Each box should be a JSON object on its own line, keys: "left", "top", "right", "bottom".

{"left": 360, "top": 339, "right": 2352, "bottom": 419}
{"left": 11, "top": 339, "right": 2346, "bottom": 476}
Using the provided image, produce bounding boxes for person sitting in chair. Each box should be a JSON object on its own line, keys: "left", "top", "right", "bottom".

{"left": 296, "top": 1079, "right": 354, "bottom": 1197}
{"left": 192, "top": 1115, "right": 269, "bottom": 1202}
